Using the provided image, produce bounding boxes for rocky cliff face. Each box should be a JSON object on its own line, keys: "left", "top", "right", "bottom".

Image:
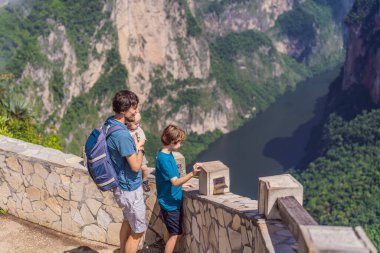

{"left": 114, "top": 0, "right": 210, "bottom": 103}
{"left": 113, "top": 0, "right": 236, "bottom": 134}
{"left": 1, "top": 0, "right": 354, "bottom": 154}
{"left": 202, "top": 0, "right": 296, "bottom": 35}
{"left": 342, "top": 1, "right": 380, "bottom": 104}
{"left": 20, "top": 17, "right": 113, "bottom": 126}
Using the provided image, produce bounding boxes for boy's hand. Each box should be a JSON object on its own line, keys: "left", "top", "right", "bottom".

{"left": 192, "top": 163, "right": 202, "bottom": 176}
{"left": 183, "top": 183, "right": 195, "bottom": 188}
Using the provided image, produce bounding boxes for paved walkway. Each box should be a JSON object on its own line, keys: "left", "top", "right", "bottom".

{"left": 0, "top": 214, "right": 164, "bottom": 253}
{"left": 0, "top": 214, "right": 120, "bottom": 253}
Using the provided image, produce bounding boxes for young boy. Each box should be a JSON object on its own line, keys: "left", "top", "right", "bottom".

{"left": 126, "top": 112, "right": 150, "bottom": 192}
{"left": 155, "top": 125, "right": 202, "bottom": 253}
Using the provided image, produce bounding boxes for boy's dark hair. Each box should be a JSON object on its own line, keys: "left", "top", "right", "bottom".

{"left": 161, "top": 125, "right": 186, "bottom": 145}
{"left": 112, "top": 90, "right": 139, "bottom": 113}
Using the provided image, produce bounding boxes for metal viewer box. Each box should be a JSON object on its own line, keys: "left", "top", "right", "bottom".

{"left": 199, "top": 161, "right": 230, "bottom": 196}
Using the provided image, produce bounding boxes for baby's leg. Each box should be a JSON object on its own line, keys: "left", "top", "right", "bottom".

{"left": 141, "top": 165, "right": 150, "bottom": 192}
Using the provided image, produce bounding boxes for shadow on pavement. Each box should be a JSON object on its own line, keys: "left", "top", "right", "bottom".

{"left": 63, "top": 246, "right": 100, "bottom": 253}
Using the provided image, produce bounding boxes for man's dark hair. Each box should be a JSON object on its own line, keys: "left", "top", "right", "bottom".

{"left": 112, "top": 90, "right": 139, "bottom": 113}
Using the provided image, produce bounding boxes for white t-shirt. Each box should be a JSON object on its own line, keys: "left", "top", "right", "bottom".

{"left": 129, "top": 127, "right": 148, "bottom": 166}
{"left": 129, "top": 127, "right": 146, "bottom": 141}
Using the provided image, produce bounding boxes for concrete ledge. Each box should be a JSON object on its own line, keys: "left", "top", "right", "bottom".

{"left": 1, "top": 135, "right": 377, "bottom": 253}
{"left": 298, "top": 225, "right": 376, "bottom": 253}
{"left": 258, "top": 174, "right": 303, "bottom": 219}
{"left": 0, "top": 136, "right": 286, "bottom": 253}
{"left": 198, "top": 161, "right": 230, "bottom": 196}
{"left": 277, "top": 196, "right": 318, "bottom": 239}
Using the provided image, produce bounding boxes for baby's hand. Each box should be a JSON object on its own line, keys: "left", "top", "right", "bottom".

{"left": 133, "top": 134, "right": 138, "bottom": 144}
{"left": 133, "top": 134, "right": 145, "bottom": 149}
{"left": 192, "top": 163, "right": 202, "bottom": 176}
{"left": 183, "top": 183, "right": 194, "bottom": 188}
{"left": 138, "top": 139, "right": 146, "bottom": 146}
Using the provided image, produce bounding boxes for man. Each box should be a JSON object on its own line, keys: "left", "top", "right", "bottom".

{"left": 105, "top": 90, "right": 146, "bottom": 253}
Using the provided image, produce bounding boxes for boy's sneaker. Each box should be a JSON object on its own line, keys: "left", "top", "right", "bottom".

{"left": 142, "top": 180, "right": 150, "bottom": 192}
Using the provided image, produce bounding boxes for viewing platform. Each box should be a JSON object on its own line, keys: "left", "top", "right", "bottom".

{"left": 0, "top": 135, "right": 377, "bottom": 253}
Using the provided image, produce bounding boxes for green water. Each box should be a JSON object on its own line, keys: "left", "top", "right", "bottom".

{"left": 195, "top": 67, "right": 341, "bottom": 198}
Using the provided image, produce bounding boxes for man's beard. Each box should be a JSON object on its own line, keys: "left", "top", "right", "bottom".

{"left": 125, "top": 114, "right": 135, "bottom": 123}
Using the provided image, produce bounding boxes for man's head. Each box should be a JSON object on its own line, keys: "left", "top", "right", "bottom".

{"left": 112, "top": 90, "right": 139, "bottom": 122}
{"left": 161, "top": 125, "right": 186, "bottom": 150}
{"left": 126, "top": 112, "right": 141, "bottom": 131}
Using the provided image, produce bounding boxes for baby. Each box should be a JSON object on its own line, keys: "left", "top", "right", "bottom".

{"left": 126, "top": 112, "right": 150, "bottom": 192}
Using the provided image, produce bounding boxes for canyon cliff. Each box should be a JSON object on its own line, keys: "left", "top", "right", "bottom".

{"left": 0, "top": 0, "right": 354, "bottom": 154}
{"left": 342, "top": 0, "right": 380, "bottom": 104}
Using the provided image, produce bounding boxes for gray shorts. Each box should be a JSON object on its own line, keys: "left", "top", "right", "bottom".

{"left": 113, "top": 186, "right": 147, "bottom": 233}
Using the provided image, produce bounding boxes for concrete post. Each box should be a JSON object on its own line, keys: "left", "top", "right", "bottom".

{"left": 298, "top": 225, "right": 377, "bottom": 253}
{"left": 198, "top": 161, "right": 230, "bottom": 196}
{"left": 258, "top": 174, "right": 303, "bottom": 219}
{"left": 173, "top": 151, "right": 186, "bottom": 177}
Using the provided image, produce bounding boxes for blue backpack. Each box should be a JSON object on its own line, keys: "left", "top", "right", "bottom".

{"left": 84, "top": 124, "right": 124, "bottom": 191}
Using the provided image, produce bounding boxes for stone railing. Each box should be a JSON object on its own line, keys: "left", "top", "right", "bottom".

{"left": 257, "top": 174, "right": 377, "bottom": 253}
{"left": 0, "top": 136, "right": 125, "bottom": 245}
{"left": 0, "top": 135, "right": 377, "bottom": 252}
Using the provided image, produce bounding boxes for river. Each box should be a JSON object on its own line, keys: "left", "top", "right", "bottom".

{"left": 195, "top": 67, "right": 341, "bottom": 198}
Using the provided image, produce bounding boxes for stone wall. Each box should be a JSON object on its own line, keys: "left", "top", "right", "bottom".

{"left": 144, "top": 177, "right": 297, "bottom": 253}
{"left": 178, "top": 187, "right": 296, "bottom": 253}
{"left": 1, "top": 135, "right": 375, "bottom": 252}
{"left": 0, "top": 136, "right": 125, "bottom": 245}
{"left": 0, "top": 135, "right": 285, "bottom": 252}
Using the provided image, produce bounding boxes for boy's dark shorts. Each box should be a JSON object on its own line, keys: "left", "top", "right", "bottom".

{"left": 161, "top": 208, "right": 183, "bottom": 235}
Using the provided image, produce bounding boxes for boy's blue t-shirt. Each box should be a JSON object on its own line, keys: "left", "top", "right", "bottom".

{"left": 105, "top": 116, "right": 142, "bottom": 191}
{"left": 155, "top": 151, "right": 182, "bottom": 211}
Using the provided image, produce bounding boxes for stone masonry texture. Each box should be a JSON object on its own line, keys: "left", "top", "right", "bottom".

{"left": 0, "top": 135, "right": 295, "bottom": 252}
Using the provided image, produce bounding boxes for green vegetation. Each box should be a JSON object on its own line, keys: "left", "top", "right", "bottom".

{"left": 0, "top": 0, "right": 350, "bottom": 176}
{"left": 0, "top": 82, "right": 62, "bottom": 150}
{"left": 294, "top": 109, "right": 380, "bottom": 250}
{"left": 0, "top": 6, "right": 48, "bottom": 75}
{"left": 275, "top": 1, "right": 334, "bottom": 59}
{"left": 211, "top": 30, "right": 272, "bottom": 60}
{"left": 179, "top": 0, "right": 202, "bottom": 37}
{"left": 59, "top": 48, "right": 128, "bottom": 154}
{"left": 49, "top": 69, "right": 65, "bottom": 104}
{"left": 181, "top": 130, "right": 223, "bottom": 165}
{"left": 169, "top": 88, "right": 216, "bottom": 115}
{"left": 0, "top": 208, "right": 6, "bottom": 214}
{"left": 186, "top": 8, "right": 202, "bottom": 37}
{"left": 0, "top": 0, "right": 106, "bottom": 75}
{"left": 276, "top": 4, "right": 316, "bottom": 47}
{"left": 149, "top": 74, "right": 205, "bottom": 100}
{"left": 145, "top": 74, "right": 215, "bottom": 122}
{"left": 345, "top": 0, "right": 378, "bottom": 25}
{"left": 205, "top": 0, "right": 250, "bottom": 15}
{"left": 210, "top": 30, "right": 309, "bottom": 112}
{"left": 143, "top": 128, "right": 223, "bottom": 166}
{"left": 274, "top": 0, "right": 347, "bottom": 72}
{"left": 27, "top": 0, "right": 106, "bottom": 69}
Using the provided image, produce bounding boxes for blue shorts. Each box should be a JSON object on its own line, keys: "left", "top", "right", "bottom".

{"left": 161, "top": 208, "right": 183, "bottom": 235}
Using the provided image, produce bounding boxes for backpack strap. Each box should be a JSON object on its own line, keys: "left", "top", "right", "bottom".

{"left": 103, "top": 124, "right": 125, "bottom": 139}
